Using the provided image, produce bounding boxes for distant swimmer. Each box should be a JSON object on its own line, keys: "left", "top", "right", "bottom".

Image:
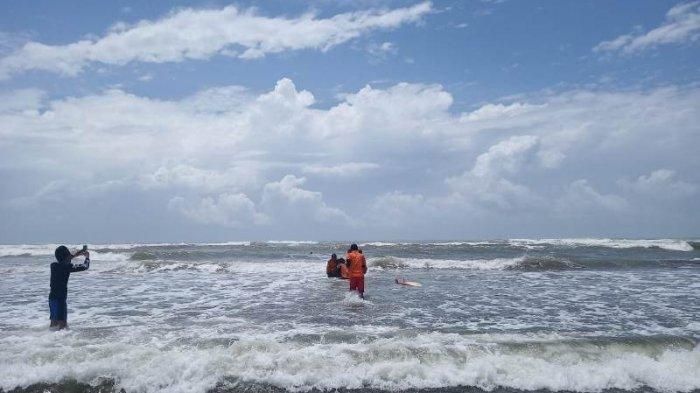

{"left": 49, "top": 245, "right": 91, "bottom": 330}
{"left": 346, "top": 243, "right": 367, "bottom": 299}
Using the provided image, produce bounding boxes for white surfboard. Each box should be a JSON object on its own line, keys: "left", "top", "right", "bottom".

{"left": 395, "top": 278, "right": 422, "bottom": 287}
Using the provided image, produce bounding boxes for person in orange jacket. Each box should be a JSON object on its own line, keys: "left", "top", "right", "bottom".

{"left": 346, "top": 243, "right": 367, "bottom": 298}
{"left": 326, "top": 254, "right": 339, "bottom": 277}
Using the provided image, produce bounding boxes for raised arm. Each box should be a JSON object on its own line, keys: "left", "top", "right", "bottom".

{"left": 70, "top": 251, "right": 90, "bottom": 272}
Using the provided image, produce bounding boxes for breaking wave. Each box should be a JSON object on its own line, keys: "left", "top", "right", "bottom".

{"left": 369, "top": 255, "right": 700, "bottom": 271}
{"left": 1, "top": 239, "right": 695, "bottom": 258}
{"left": 361, "top": 239, "right": 696, "bottom": 251}
{"left": 509, "top": 238, "right": 695, "bottom": 251}
{"left": 1, "top": 332, "right": 698, "bottom": 393}
{"left": 369, "top": 256, "right": 579, "bottom": 271}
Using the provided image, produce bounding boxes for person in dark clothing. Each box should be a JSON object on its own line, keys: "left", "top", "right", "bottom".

{"left": 49, "top": 245, "right": 90, "bottom": 330}
{"left": 326, "top": 253, "right": 339, "bottom": 277}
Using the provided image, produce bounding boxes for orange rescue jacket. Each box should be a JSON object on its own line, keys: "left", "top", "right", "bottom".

{"left": 339, "top": 264, "right": 349, "bottom": 279}
{"left": 326, "top": 259, "right": 338, "bottom": 274}
{"left": 346, "top": 251, "right": 366, "bottom": 278}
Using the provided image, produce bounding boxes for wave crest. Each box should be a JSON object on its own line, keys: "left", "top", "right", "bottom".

{"left": 510, "top": 238, "right": 694, "bottom": 251}
{"left": 370, "top": 256, "right": 581, "bottom": 271}
{"left": 2, "top": 333, "right": 697, "bottom": 393}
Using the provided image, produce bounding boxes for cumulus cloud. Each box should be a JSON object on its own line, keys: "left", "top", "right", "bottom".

{"left": 301, "top": 162, "right": 379, "bottom": 176}
{"left": 0, "top": 2, "right": 432, "bottom": 79}
{"left": 261, "top": 175, "right": 349, "bottom": 224}
{"left": 445, "top": 135, "right": 541, "bottom": 210}
{"left": 462, "top": 102, "right": 545, "bottom": 122}
{"left": 141, "top": 164, "right": 260, "bottom": 193}
{"left": 0, "top": 88, "right": 46, "bottom": 113}
{"left": 619, "top": 169, "right": 698, "bottom": 199}
{"left": 594, "top": 1, "right": 700, "bottom": 54}
{"left": 1, "top": 78, "right": 699, "bottom": 238}
{"left": 169, "top": 193, "right": 268, "bottom": 228}
{"left": 369, "top": 191, "right": 427, "bottom": 227}
{"left": 556, "top": 180, "right": 629, "bottom": 215}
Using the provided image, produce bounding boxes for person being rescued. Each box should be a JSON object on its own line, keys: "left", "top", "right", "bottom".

{"left": 326, "top": 253, "right": 349, "bottom": 279}
{"left": 337, "top": 258, "right": 349, "bottom": 279}
{"left": 346, "top": 243, "right": 367, "bottom": 298}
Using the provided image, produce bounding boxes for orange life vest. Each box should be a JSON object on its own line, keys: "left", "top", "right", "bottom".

{"left": 326, "top": 259, "right": 338, "bottom": 274}
{"left": 346, "top": 251, "right": 366, "bottom": 278}
{"left": 339, "top": 264, "right": 349, "bottom": 279}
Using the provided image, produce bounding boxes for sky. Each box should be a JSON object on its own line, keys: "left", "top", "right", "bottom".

{"left": 0, "top": 0, "right": 699, "bottom": 243}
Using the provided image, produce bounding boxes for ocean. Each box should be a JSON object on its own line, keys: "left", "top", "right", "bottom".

{"left": 0, "top": 239, "right": 698, "bottom": 393}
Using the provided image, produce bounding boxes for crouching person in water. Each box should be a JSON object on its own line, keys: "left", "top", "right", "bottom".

{"left": 327, "top": 253, "right": 350, "bottom": 279}
{"left": 346, "top": 244, "right": 367, "bottom": 298}
{"left": 327, "top": 254, "right": 339, "bottom": 277}
{"left": 49, "top": 245, "right": 90, "bottom": 330}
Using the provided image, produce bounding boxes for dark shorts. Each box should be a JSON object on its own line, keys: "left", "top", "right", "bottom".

{"left": 49, "top": 298, "right": 67, "bottom": 320}
{"left": 349, "top": 277, "right": 364, "bottom": 293}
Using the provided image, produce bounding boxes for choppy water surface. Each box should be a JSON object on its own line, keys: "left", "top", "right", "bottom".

{"left": 1, "top": 239, "right": 699, "bottom": 393}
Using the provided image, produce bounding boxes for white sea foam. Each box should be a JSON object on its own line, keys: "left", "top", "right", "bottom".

{"left": 92, "top": 242, "right": 187, "bottom": 250}
{"left": 201, "top": 241, "right": 251, "bottom": 246}
{"left": 425, "top": 241, "right": 504, "bottom": 247}
{"left": 0, "top": 244, "right": 58, "bottom": 257}
{"left": 266, "top": 240, "right": 318, "bottom": 246}
{"left": 0, "top": 242, "right": 260, "bottom": 258}
{"left": 89, "top": 251, "right": 132, "bottom": 262}
{"left": 340, "top": 291, "right": 370, "bottom": 304}
{"left": 93, "top": 241, "right": 252, "bottom": 249}
{"left": 1, "top": 330, "right": 698, "bottom": 393}
{"left": 509, "top": 238, "right": 694, "bottom": 251}
{"left": 107, "top": 259, "right": 323, "bottom": 275}
{"left": 370, "top": 256, "right": 526, "bottom": 270}
{"left": 361, "top": 241, "right": 498, "bottom": 247}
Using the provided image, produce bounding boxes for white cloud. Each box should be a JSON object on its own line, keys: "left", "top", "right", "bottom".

{"left": 141, "top": 164, "right": 260, "bottom": 193}
{"left": 556, "top": 179, "right": 629, "bottom": 214}
{"left": 619, "top": 169, "right": 698, "bottom": 199}
{"left": 470, "top": 135, "right": 538, "bottom": 177}
{"left": 317, "top": 82, "right": 454, "bottom": 142}
{"left": 301, "top": 162, "right": 379, "bottom": 176}
{"left": 369, "top": 191, "right": 426, "bottom": 226}
{"left": 0, "top": 88, "right": 45, "bottom": 113}
{"left": 0, "top": 2, "right": 432, "bottom": 79}
{"left": 169, "top": 193, "right": 268, "bottom": 227}
{"left": 1, "top": 78, "right": 699, "bottom": 236}
{"left": 463, "top": 102, "right": 545, "bottom": 122}
{"left": 446, "top": 135, "right": 541, "bottom": 210}
{"left": 261, "top": 175, "right": 348, "bottom": 224}
{"left": 366, "top": 41, "right": 398, "bottom": 62}
{"left": 594, "top": 1, "right": 700, "bottom": 54}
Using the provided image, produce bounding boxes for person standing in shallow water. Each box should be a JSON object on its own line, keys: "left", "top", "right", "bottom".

{"left": 49, "top": 245, "right": 90, "bottom": 330}
{"left": 346, "top": 243, "right": 367, "bottom": 299}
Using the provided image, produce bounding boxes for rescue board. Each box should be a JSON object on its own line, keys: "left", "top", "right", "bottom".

{"left": 395, "top": 278, "right": 422, "bottom": 287}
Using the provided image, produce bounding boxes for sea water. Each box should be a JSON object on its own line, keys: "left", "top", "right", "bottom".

{"left": 0, "top": 239, "right": 698, "bottom": 393}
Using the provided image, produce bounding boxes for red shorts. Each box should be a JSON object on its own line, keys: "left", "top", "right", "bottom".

{"left": 349, "top": 277, "right": 364, "bottom": 293}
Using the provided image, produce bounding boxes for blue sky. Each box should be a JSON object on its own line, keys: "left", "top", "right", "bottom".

{"left": 1, "top": 1, "right": 699, "bottom": 242}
